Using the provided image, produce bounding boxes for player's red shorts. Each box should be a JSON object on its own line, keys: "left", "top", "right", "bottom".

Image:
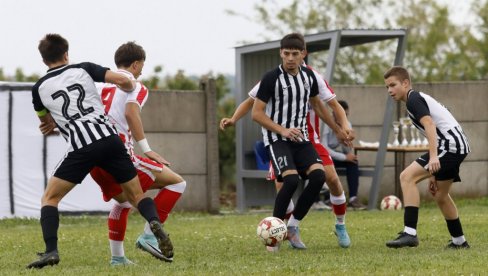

{"left": 90, "top": 155, "right": 163, "bottom": 202}
{"left": 267, "top": 142, "right": 333, "bottom": 181}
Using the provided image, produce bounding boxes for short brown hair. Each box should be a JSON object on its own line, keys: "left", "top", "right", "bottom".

{"left": 38, "top": 34, "right": 69, "bottom": 64}
{"left": 114, "top": 42, "right": 146, "bottom": 68}
{"left": 280, "top": 33, "right": 305, "bottom": 51}
{"left": 383, "top": 66, "right": 411, "bottom": 82}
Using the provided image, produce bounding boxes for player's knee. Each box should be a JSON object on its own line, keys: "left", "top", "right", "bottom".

{"left": 309, "top": 169, "right": 326, "bottom": 186}
{"left": 165, "top": 181, "right": 186, "bottom": 193}
{"left": 282, "top": 174, "right": 300, "bottom": 190}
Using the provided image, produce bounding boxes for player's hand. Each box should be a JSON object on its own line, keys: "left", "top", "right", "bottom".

{"left": 145, "top": 151, "right": 171, "bottom": 166}
{"left": 336, "top": 128, "right": 353, "bottom": 147}
{"left": 281, "top": 128, "right": 304, "bottom": 142}
{"left": 346, "top": 128, "right": 355, "bottom": 141}
{"left": 39, "top": 121, "right": 59, "bottom": 136}
{"left": 428, "top": 176, "right": 438, "bottom": 196}
{"left": 220, "top": 118, "right": 235, "bottom": 130}
{"left": 428, "top": 156, "right": 440, "bottom": 174}
{"left": 345, "top": 152, "right": 358, "bottom": 164}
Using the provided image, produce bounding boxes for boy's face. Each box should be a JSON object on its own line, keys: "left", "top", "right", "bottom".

{"left": 384, "top": 76, "right": 409, "bottom": 102}
{"left": 280, "top": 48, "right": 305, "bottom": 73}
{"left": 132, "top": 60, "right": 145, "bottom": 79}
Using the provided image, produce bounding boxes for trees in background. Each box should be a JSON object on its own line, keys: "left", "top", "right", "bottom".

{"left": 235, "top": 0, "right": 488, "bottom": 84}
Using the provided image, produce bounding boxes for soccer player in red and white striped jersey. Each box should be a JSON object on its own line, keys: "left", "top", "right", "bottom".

{"left": 90, "top": 42, "right": 186, "bottom": 265}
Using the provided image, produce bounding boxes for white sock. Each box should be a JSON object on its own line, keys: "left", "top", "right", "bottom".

{"left": 452, "top": 235, "right": 466, "bottom": 245}
{"left": 349, "top": 196, "right": 357, "bottom": 202}
{"left": 287, "top": 215, "right": 300, "bottom": 227}
{"left": 286, "top": 200, "right": 295, "bottom": 214}
{"left": 404, "top": 226, "right": 417, "bottom": 236}
{"left": 109, "top": 240, "right": 124, "bottom": 257}
{"left": 143, "top": 222, "right": 153, "bottom": 235}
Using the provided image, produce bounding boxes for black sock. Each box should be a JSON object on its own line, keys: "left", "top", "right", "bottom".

{"left": 40, "top": 206, "right": 59, "bottom": 253}
{"left": 404, "top": 206, "right": 419, "bottom": 231}
{"left": 293, "top": 169, "right": 325, "bottom": 220}
{"left": 446, "top": 218, "right": 464, "bottom": 238}
{"left": 137, "top": 197, "right": 160, "bottom": 223}
{"left": 273, "top": 174, "right": 299, "bottom": 219}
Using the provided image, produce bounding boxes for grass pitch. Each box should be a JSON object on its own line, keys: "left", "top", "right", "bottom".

{"left": 1, "top": 198, "right": 487, "bottom": 275}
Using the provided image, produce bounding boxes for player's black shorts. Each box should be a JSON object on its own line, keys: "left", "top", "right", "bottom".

{"left": 53, "top": 135, "right": 137, "bottom": 184}
{"left": 415, "top": 151, "right": 467, "bottom": 182}
{"left": 267, "top": 140, "right": 322, "bottom": 181}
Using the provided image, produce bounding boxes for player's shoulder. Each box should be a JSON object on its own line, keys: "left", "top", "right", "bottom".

{"left": 262, "top": 66, "right": 282, "bottom": 80}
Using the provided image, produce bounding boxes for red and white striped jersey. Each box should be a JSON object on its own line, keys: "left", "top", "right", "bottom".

{"left": 248, "top": 65, "right": 335, "bottom": 144}
{"left": 96, "top": 69, "right": 149, "bottom": 161}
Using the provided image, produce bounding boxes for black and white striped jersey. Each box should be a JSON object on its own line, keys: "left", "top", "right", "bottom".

{"left": 407, "top": 90, "right": 470, "bottom": 155}
{"left": 256, "top": 64, "right": 319, "bottom": 146}
{"left": 32, "top": 62, "right": 118, "bottom": 152}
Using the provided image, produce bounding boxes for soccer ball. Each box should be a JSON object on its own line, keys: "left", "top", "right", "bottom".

{"left": 256, "top": 216, "right": 287, "bottom": 246}
{"left": 380, "top": 195, "right": 402, "bottom": 210}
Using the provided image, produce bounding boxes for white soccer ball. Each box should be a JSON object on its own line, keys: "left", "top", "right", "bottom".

{"left": 380, "top": 195, "right": 402, "bottom": 210}
{"left": 256, "top": 216, "right": 287, "bottom": 246}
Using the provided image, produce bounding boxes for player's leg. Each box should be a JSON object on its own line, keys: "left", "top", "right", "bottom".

{"left": 269, "top": 162, "right": 294, "bottom": 221}
{"left": 27, "top": 146, "right": 95, "bottom": 269}
{"left": 323, "top": 164, "right": 352, "bottom": 247}
{"left": 107, "top": 198, "right": 134, "bottom": 266}
{"left": 100, "top": 136, "right": 173, "bottom": 261}
{"left": 150, "top": 166, "right": 186, "bottom": 224}
{"left": 27, "top": 176, "right": 76, "bottom": 269}
{"left": 432, "top": 153, "right": 469, "bottom": 249}
{"left": 317, "top": 143, "right": 351, "bottom": 247}
{"left": 136, "top": 166, "right": 186, "bottom": 258}
{"left": 432, "top": 179, "right": 468, "bottom": 248}
{"left": 90, "top": 167, "right": 134, "bottom": 265}
{"left": 386, "top": 160, "right": 429, "bottom": 248}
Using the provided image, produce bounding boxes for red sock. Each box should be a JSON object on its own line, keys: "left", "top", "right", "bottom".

{"left": 332, "top": 203, "right": 347, "bottom": 216}
{"left": 153, "top": 188, "right": 182, "bottom": 224}
{"left": 108, "top": 204, "right": 131, "bottom": 241}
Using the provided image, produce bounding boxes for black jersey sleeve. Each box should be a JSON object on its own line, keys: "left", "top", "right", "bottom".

{"left": 407, "top": 91, "right": 430, "bottom": 120}
{"left": 256, "top": 69, "right": 278, "bottom": 103}
{"left": 31, "top": 82, "right": 46, "bottom": 113}
{"left": 79, "top": 62, "right": 109, "bottom": 83}
{"left": 304, "top": 67, "right": 319, "bottom": 97}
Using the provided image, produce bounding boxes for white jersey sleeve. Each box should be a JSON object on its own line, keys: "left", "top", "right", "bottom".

{"left": 126, "top": 82, "right": 149, "bottom": 109}
{"left": 311, "top": 69, "right": 336, "bottom": 102}
{"left": 248, "top": 82, "right": 260, "bottom": 99}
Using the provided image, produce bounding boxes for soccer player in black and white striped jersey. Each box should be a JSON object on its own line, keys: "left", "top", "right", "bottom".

{"left": 27, "top": 34, "right": 172, "bottom": 269}
{"left": 252, "top": 33, "right": 353, "bottom": 250}
{"left": 384, "top": 66, "right": 471, "bottom": 249}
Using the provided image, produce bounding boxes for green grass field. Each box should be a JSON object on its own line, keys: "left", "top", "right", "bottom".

{"left": 1, "top": 198, "right": 487, "bottom": 275}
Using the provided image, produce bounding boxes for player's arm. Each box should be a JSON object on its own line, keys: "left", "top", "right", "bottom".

{"left": 251, "top": 98, "right": 303, "bottom": 141}
{"left": 37, "top": 112, "right": 58, "bottom": 136}
{"left": 419, "top": 115, "right": 439, "bottom": 174}
{"left": 105, "top": 70, "right": 136, "bottom": 93}
{"left": 125, "top": 102, "right": 170, "bottom": 166}
{"left": 220, "top": 97, "right": 254, "bottom": 130}
{"left": 326, "top": 98, "right": 354, "bottom": 140}
{"left": 310, "top": 96, "right": 352, "bottom": 147}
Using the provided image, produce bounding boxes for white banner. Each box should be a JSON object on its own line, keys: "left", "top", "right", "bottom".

{"left": 1, "top": 84, "right": 113, "bottom": 218}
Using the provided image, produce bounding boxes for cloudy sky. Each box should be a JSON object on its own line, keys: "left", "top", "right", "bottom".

{"left": 0, "top": 0, "right": 475, "bottom": 78}
{"left": 0, "top": 0, "right": 265, "bottom": 77}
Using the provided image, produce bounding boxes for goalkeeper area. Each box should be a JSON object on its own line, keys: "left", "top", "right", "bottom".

{"left": 1, "top": 198, "right": 487, "bottom": 274}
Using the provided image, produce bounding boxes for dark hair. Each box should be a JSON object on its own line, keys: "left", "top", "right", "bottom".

{"left": 338, "top": 100, "right": 349, "bottom": 110}
{"left": 38, "top": 34, "right": 69, "bottom": 64}
{"left": 114, "top": 42, "right": 146, "bottom": 68}
{"left": 383, "top": 66, "right": 411, "bottom": 82}
{"left": 280, "top": 33, "right": 305, "bottom": 51}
